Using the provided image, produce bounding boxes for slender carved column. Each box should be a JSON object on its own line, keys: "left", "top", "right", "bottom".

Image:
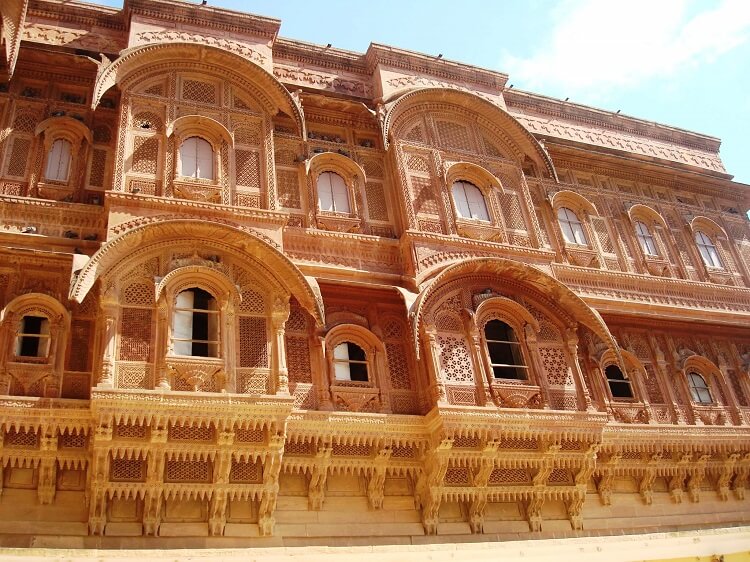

{"left": 209, "top": 428, "right": 234, "bottom": 536}
{"left": 88, "top": 423, "right": 112, "bottom": 535}
{"left": 271, "top": 296, "right": 290, "bottom": 395}
{"left": 37, "top": 430, "right": 57, "bottom": 504}
{"left": 143, "top": 425, "right": 167, "bottom": 536}
{"left": 423, "top": 327, "right": 448, "bottom": 405}
{"left": 564, "top": 329, "right": 594, "bottom": 411}
{"left": 154, "top": 300, "right": 170, "bottom": 390}
{"left": 464, "top": 312, "right": 489, "bottom": 407}
{"left": 313, "top": 334, "right": 333, "bottom": 410}
{"left": 649, "top": 336, "right": 685, "bottom": 424}
{"left": 97, "top": 292, "right": 119, "bottom": 389}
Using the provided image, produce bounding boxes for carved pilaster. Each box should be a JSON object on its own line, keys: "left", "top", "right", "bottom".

{"left": 259, "top": 432, "right": 284, "bottom": 536}
{"left": 37, "top": 430, "right": 57, "bottom": 504}
{"left": 308, "top": 441, "right": 332, "bottom": 511}
{"left": 416, "top": 437, "right": 452, "bottom": 535}
{"left": 271, "top": 296, "right": 290, "bottom": 395}
{"left": 367, "top": 446, "right": 391, "bottom": 510}
{"left": 596, "top": 452, "right": 622, "bottom": 506}
{"left": 98, "top": 292, "right": 119, "bottom": 389}
{"left": 424, "top": 327, "right": 448, "bottom": 405}
{"left": 564, "top": 329, "right": 594, "bottom": 411}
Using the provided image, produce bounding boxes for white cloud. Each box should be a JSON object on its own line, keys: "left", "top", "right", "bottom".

{"left": 501, "top": 0, "right": 750, "bottom": 96}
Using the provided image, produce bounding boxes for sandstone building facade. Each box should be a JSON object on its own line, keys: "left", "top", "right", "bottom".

{"left": 0, "top": 0, "right": 748, "bottom": 548}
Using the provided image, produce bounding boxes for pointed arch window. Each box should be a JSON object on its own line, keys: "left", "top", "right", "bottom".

{"left": 484, "top": 319, "right": 527, "bottom": 380}
{"left": 179, "top": 137, "right": 214, "bottom": 180}
{"left": 333, "top": 342, "right": 368, "bottom": 381}
{"left": 172, "top": 288, "right": 219, "bottom": 357}
{"left": 635, "top": 221, "right": 658, "bottom": 256}
{"left": 695, "top": 231, "right": 723, "bottom": 269}
{"left": 44, "top": 139, "right": 72, "bottom": 182}
{"left": 452, "top": 180, "right": 490, "bottom": 221}
{"left": 687, "top": 372, "right": 713, "bottom": 404}
{"left": 605, "top": 365, "right": 633, "bottom": 400}
{"left": 317, "top": 171, "right": 350, "bottom": 213}
{"left": 557, "top": 207, "right": 587, "bottom": 245}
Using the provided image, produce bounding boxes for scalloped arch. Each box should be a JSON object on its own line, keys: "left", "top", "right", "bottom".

{"left": 2, "top": 293, "right": 69, "bottom": 323}
{"left": 475, "top": 296, "right": 540, "bottom": 334}
{"left": 306, "top": 151, "right": 367, "bottom": 184}
{"left": 155, "top": 265, "right": 241, "bottom": 306}
{"left": 69, "top": 219, "right": 324, "bottom": 326}
{"left": 91, "top": 42, "right": 305, "bottom": 138}
{"left": 551, "top": 190, "right": 598, "bottom": 216}
{"left": 444, "top": 161, "right": 503, "bottom": 193}
{"left": 627, "top": 204, "right": 667, "bottom": 229}
{"left": 383, "top": 88, "right": 557, "bottom": 180}
{"left": 410, "top": 257, "right": 619, "bottom": 361}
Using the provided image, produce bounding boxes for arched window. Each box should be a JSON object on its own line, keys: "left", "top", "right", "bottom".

{"left": 172, "top": 288, "right": 219, "bottom": 357}
{"left": 557, "top": 207, "right": 587, "bottom": 245}
{"left": 333, "top": 342, "right": 368, "bottom": 381}
{"left": 44, "top": 139, "right": 72, "bottom": 181}
{"left": 452, "top": 180, "right": 490, "bottom": 221}
{"left": 687, "top": 372, "right": 713, "bottom": 404}
{"left": 484, "top": 319, "right": 527, "bottom": 380}
{"left": 635, "top": 221, "right": 658, "bottom": 256}
{"left": 179, "top": 137, "right": 214, "bottom": 180}
{"left": 15, "top": 315, "right": 51, "bottom": 358}
{"left": 317, "top": 171, "right": 350, "bottom": 213}
{"left": 695, "top": 231, "right": 723, "bottom": 268}
{"left": 605, "top": 365, "right": 633, "bottom": 400}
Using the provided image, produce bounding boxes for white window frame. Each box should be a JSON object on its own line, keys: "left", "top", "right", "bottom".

{"left": 635, "top": 221, "right": 659, "bottom": 257}
{"left": 172, "top": 288, "right": 220, "bottom": 358}
{"left": 557, "top": 207, "right": 588, "bottom": 245}
{"left": 317, "top": 171, "right": 350, "bottom": 214}
{"left": 483, "top": 319, "right": 528, "bottom": 380}
{"left": 687, "top": 372, "right": 713, "bottom": 404}
{"left": 333, "top": 341, "right": 369, "bottom": 382}
{"left": 179, "top": 136, "right": 214, "bottom": 180}
{"left": 14, "top": 314, "right": 51, "bottom": 359}
{"left": 452, "top": 180, "right": 490, "bottom": 221}
{"left": 44, "top": 138, "right": 72, "bottom": 182}
{"left": 695, "top": 231, "right": 723, "bottom": 269}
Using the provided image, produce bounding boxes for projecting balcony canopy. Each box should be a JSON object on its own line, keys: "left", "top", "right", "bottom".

{"left": 409, "top": 256, "right": 621, "bottom": 364}
{"left": 69, "top": 219, "right": 324, "bottom": 327}
{"left": 381, "top": 87, "right": 557, "bottom": 181}
{"left": 90, "top": 42, "right": 306, "bottom": 139}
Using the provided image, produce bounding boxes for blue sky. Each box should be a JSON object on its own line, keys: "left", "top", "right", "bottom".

{"left": 94, "top": 0, "right": 750, "bottom": 187}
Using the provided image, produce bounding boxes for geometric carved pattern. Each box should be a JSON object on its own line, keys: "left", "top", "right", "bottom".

{"left": 277, "top": 168, "right": 300, "bottom": 209}
{"left": 123, "top": 282, "right": 154, "bottom": 306}
{"left": 4, "top": 429, "right": 39, "bottom": 448}
{"left": 89, "top": 148, "right": 107, "bottom": 188}
{"left": 164, "top": 460, "right": 211, "bottom": 483}
{"left": 286, "top": 335, "right": 311, "bottom": 384}
{"left": 6, "top": 137, "right": 30, "bottom": 177}
{"left": 229, "top": 459, "right": 262, "bottom": 483}
{"left": 411, "top": 176, "right": 438, "bottom": 215}
{"left": 238, "top": 316, "right": 268, "bottom": 368}
{"left": 236, "top": 149, "right": 260, "bottom": 188}
{"left": 539, "top": 346, "right": 572, "bottom": 386}
{"left": 436, "top": 120, "right": 473, "bottom": 151}
{"left": 238, "top": 289, "right": 265, "bottom": 314}
{"left": 67, "top": 319, "right": 91, "bottom": 372}
{"left": 119, "top": 308, "right": 153, "bottom": 361}
{"left": 12, "top": 112, "right": 38, "bottom": 133}
{"left": 499, "top": 192, "right": 526, "bottom": 230}
{"left": 110, "top": 458, "right": 146, "bottom": 482}
{"left": 131, "top": 136, "right": 159, "bottom": 175}
{"left": 182, "top": 79, "right": 215, "bottom": 104}
{"left": 116, "top": 363, "right": 152, "bottom": 390}
{"left": 169, "top": 425, "right": 214, "bottom": 441}
{"left": 365, "top": 181, "right": 388, "bottom": 221}
{"left": 385, "top": 342, "right": 410, "bottom": 390}
{"left": 438, "top": 335, "right": 474, "bottom": 383}
{"left": 489, "top": 468, "right": 530, "bottom": 485}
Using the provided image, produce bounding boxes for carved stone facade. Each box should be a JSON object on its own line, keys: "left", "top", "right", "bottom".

{"left": 0, "top": 0, "right": 748, "bottom": 551}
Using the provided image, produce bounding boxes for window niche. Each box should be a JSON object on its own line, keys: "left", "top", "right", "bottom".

{"left": 34, "top": 116, "right": 92, "bottom": 201}
{"left": 325, "top": 324, "right": 388, "bottom": 413}
{"left": 306, "top": 152, "right": 367, "bottom": 233}
{"left": 167, "top": 115, "right": 233, "bottom": 205}
{"left": 1, "top": 294, "right": 69, "bottom": 397}
{"left": 627, "top": 204, "right": 673, "bottom": 277}
{"left": 444, "top": 161, "right": 505, "bottom": 241}
{"left": 550, "top": 190, "right": 602, "bottom": 268}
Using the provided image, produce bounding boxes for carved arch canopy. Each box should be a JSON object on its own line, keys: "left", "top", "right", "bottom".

{"left": 444, "top": 161, "right": 503, "bottom": 194}
{"left": 410, "top": 257, "right": 620, "bottom": 361}
{"left": 383, "top": 87, "right": 556, "bottom": 180}
{"left": 91, "top": 42, "right": 305, "bottom": 138}
{"left": 690, "top": 215, "right": 728, "bottom": 240}
{"left": 551, "top": 190, "right": 598, "bottom": 217}
{"left": 70, "top": 219, "right": 324, "bottom": 326}
{"left": 167, "top": 115, "right": 234, "bottom": 149}
{"left": 627, "top": 203, "right": 668, "bottom": 229}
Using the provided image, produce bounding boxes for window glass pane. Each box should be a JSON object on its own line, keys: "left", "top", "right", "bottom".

{"left": 180, "top": 137, "right": 198, "bottom": 177}
{"left": 334, "top": 342, "right": 350, "bottom": 360}
{"left": 484, "top": 319, "right": 511, "bottom": 341}
{"left": 334, "top": 361, "right": 351, "bottom": 381}
{"left": 317, "top": 172, "right": 334, "bottom": 211}
{"left": 331, "top": 173, "right": 350, "bottom": 213}
{"left": 45, "top": 139, "right": 71, "bottom": 181}
{"left": 195, "top": 138, "right": 213, "bottom": 180}
{"left": 349, "top": 362, "right": 368, "bottom": 382}
{"left": 605, "top": 365, "right": 633, "bottom": 399}
{"left": 347, "top": 342, "right": 366, "bottom": 361}
{"left": 571, "top": 221, "right": 587, "bottom": 245}
{"left": 452, "top": 183, "right": 471, "bottom": 218}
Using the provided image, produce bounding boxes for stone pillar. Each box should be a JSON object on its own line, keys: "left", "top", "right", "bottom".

{"left": 271, "top": 297, "right": 290, "bottom": 395}
{"left": 564, "top": 329, "right": 594, "bottom": 411}
{"left": 154, "top": 300, "right": 170, "bottom": 390}
{"left": 424, "top": 327, "right": 448, "bottom": 405}
{"left": 97, "top": 292, "right": 119, "bottom": 389}
{"left": 525, "top": 325, "right": 550, "bottom": 409}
